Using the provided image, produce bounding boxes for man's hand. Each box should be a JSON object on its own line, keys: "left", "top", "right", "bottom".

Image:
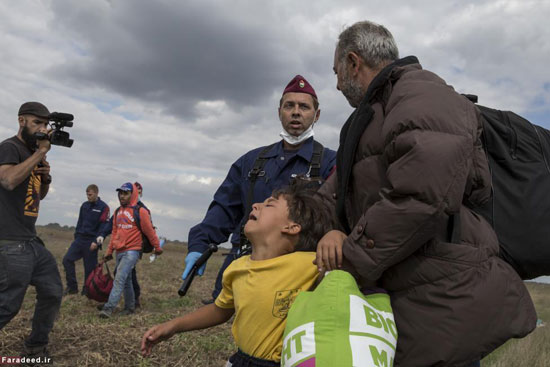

{"left": 103, "top": 254, "right": 113, "bottom": 262}
{"left": 141, "top": 321, "right": 177, "bottom": 357}
{"left": 96, "top": 236, "right": 104, "bottom": 245}
{"left": 90, "top": 242, "right": 98, "bottom": 251}
{"left": 154, "top": 248, "right": 163, "bottom": 255}
{"left": 34, "top": 158, "right": 50, "bottom": 180}
{"left": 36, "top": 129, "right": 52, "bottom": 153}
{"left": 314, "top": 230, "right": 348, "bottom": 272}
{"left": 181, "top": 251, "right": 206, "bottom": 280}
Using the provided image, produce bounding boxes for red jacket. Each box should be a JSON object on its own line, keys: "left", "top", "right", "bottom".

{"left": 106, "top": 183, "right": 160, "bottom": 256}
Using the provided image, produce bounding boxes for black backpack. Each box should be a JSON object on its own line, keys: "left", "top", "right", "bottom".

{"left": 114, "top": 202, "right": 155, "bottom": 254}
{"left": 464, "top": 95, "right": 550, "bottom": 279}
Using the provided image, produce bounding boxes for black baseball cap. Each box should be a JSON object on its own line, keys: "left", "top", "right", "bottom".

{"left": 18, "top": 102, "right": 50, "bottom": 118}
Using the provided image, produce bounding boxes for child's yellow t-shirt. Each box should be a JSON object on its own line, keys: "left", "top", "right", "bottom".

{"left": 215, "top": 251, "right": 318, "bottom": 362}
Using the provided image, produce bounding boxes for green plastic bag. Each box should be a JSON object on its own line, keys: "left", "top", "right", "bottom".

{"left": 281, "top": 270, "right": 397, "bottom": 367}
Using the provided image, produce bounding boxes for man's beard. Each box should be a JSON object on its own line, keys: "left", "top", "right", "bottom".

{"left": 21, "top": 124, "right": 38, "bottom": 149}
{"left": 340, "top": 70, "right": 365, "bottom": 108}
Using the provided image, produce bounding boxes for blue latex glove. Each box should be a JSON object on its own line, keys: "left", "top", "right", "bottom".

{"left": 181, "top": 251, "right": 207, "bottom": 280}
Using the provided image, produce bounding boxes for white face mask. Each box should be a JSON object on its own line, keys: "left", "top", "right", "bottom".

{"left": 280, "top": 124, "right": 315, "bottom": 146}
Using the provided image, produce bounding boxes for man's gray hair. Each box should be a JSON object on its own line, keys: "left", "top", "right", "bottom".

{"left": 336, "top": 21, "right": 399, "bottom": 70}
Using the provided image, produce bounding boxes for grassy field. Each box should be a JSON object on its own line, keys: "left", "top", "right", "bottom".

{"left": 1, "top": 225, "right": 549, "bottom": 366}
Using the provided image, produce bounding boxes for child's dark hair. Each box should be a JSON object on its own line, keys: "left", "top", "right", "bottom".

{"left": 272, "top": 184, "right": 333, "bottom": 252}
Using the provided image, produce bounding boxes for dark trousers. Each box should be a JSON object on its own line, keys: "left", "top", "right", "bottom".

{"left": 212, "top": 244, "right": 239, "bottom": 299}
{"left": 228, "top": 350, "right": 279, "bottom": 367}
{"left": 62, "top": 236, "right": 98, "bottom": 292}
{"left": 131, "top": 267, "right": 140, "bottom": 301}
{"left": 0, "top": 238, "right": 62, "bottom": 347}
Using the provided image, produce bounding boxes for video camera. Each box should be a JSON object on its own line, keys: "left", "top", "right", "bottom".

{"left": 35, "top": 112, "right": 74, "bottom": 148}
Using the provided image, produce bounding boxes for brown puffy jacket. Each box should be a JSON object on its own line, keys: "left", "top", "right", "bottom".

{"left": 318, "top": 56, "right": 536, "bottom": 366}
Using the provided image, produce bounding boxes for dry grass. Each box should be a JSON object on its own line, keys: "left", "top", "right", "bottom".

{"left": 481, "top": 282, "right": 550, "bottom": 367}
{"left": 1, "top": 225, "right": 549, "bottom": 366}
{"left": 0, "top": 225, "right": 234, "bottom": 366}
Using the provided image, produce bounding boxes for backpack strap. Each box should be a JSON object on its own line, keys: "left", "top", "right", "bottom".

{"left": 133, "top": 205, "right": 142, "bottom": 231}
{"left": 239, "top": 143, "right": 277, "bottom": 254}
{"left": 307, "top": 140, "right": 324, "bottom": 178}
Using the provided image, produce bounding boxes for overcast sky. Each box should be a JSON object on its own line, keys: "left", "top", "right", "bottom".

{"left": 2, "top": 1, "right": 549, "bottom": 252}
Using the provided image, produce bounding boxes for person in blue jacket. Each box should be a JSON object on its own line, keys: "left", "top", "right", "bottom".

{"left": 62, "top": 184, "right": 110, "bottom": 295}
{"left": 182, "top": 75, "right": 337, "bottom": 304}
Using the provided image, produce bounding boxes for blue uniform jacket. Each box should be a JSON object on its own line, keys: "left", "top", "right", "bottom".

{"left": 99, "top": 216, "right": 113, "bottom": 239}
{"left": 75, "top": 198, "right": 110, "bottom": 239}
{"left": 188, "top": 137, "right": 336, "bottom": 253}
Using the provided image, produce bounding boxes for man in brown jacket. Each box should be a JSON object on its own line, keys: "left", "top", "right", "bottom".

{"left": 314, "top": 21, "right": 536, "bottom": 366}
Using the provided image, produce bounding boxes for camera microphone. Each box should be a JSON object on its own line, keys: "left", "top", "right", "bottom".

{"left": 49, "top": 112, "right": 74, "bottom": 121}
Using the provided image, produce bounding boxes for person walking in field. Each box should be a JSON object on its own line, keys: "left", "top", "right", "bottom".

{"left": 62, "top": 184, "right": 110, "bottom": 296}
{"left": 0, "top": 102, "right": 63, "bottom": 358}
{"left": 98, "top": 182, "right": 162, "bottom": 318}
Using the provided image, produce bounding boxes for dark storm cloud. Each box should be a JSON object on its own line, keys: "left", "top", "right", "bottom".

{"left": 48, "top": 0, "right": 316, "bottom": 118}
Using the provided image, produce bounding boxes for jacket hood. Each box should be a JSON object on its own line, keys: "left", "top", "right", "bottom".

{"left": 129, "top": 183, "right": 139, "bottom": 207}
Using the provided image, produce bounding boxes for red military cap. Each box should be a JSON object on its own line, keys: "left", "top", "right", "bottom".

{"left": 283, "top": 75, "right": 317, "bottom": 99}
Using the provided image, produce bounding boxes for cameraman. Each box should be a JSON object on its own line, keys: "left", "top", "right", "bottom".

{"left": 0, "top": 102, "right": 63, "bottom": 358}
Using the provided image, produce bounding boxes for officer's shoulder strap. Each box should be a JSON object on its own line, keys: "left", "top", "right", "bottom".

{"left": 242, "top": 142, "right": 278, "bottom": 233}
{"left": 248, "top": 142, "right": 277, "bottom": 180}
{"left": 309, "top": 140, "right": 324, "bottom": 178}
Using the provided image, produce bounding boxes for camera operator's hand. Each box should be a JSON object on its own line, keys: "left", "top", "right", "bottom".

{"left": 34, "top": 158, "right": 51, "bottom": 183}
{"left": 36, "top": 128, "right": 52, "bottom": 153}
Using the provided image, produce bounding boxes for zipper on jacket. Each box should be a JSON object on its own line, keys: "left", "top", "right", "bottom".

{"left": 533, "top": 125, "right": 550, "bottom": 174}
{"left": 499, "top": 110, "right": 517, "bottom": 159}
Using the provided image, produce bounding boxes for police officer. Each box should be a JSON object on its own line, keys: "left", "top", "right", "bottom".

{"left": 181, "top": 75, "right": 337, "bottom": 304}
{"left": 62, "top": 184, "right": 110, "bottom": 295}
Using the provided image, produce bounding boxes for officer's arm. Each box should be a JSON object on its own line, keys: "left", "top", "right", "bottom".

{"left": 183, "top": 157, "right": 245, "bottom": 280}
{"left": 99, "top": 216, "right": 113, "bottom": 238}
{"left": 96, "top": 205, "right": 110, "bottom": 234}
{"left": 188, "top": 157, "right": 245, "bottom": 253}
{"left": 75, "top": 203, "right": 85, "bottom": 236}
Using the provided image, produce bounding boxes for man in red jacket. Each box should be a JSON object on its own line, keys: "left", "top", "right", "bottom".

{"left": 98, "top": 182, "right": 162, "bottom": 318}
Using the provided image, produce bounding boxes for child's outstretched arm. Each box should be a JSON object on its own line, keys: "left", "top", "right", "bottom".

{"left": 140, "top": 303, "right": 234, "bottom": 357}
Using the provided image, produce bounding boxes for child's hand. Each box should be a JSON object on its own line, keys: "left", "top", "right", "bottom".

{"left": 314, "top": 230, "right": 347, "bottom": 272}
{"left": 141, "top": 321, "right": 176, "bottom": 357}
